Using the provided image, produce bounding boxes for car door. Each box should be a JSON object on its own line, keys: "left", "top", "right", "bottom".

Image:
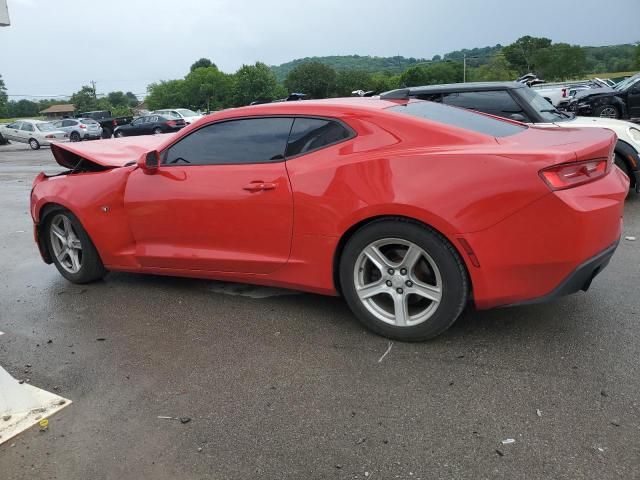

{"left": 128, "top": 117, "right": 146, "bottom": 136}
{"left": 124, "top": 117, "right": 294, "bottom": 274}
{"left": 19, "top": 122, "right": 35, "bottom": 142}
{"left": 144, "top": 115, "right": 159, "bottom": 134}
{"left": 3, "top": 121, "right": 22, "bottom": 141}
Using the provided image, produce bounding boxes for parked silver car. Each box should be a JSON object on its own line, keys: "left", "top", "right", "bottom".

{"left": 0, "top": 119, "right": 66, "bottom": 149}
{"left": 51, "top": 118, "right": 103, "bottom": 142}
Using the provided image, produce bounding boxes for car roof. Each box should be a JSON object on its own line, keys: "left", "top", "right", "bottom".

{"left": 225, "top": 97, "right": 404, "bottom": 117}
{"left": 381, "top": 82, "right": 526, "bottom": 97}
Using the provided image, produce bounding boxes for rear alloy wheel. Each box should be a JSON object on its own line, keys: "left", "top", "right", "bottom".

{"left": 153, "top": 127, "right": 162, "bottom": 135}
{"left": 340, "top": 220, "right": 469, "bottom": 341}
{"left": 29, "top": 138, "right": 40, "bottom": 150}
{"left": 70, "top": 131, "right": 81, "bottom": 142}
{"left": 45, "top": 210, "right": 107, "bottom": 283}
{"left": 595, "top": 105, "right": 619, "bottom": 119}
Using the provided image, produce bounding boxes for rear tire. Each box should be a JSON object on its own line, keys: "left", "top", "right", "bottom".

{"left": 29, "top": 138, "right": 40, "bottom": 150}
{"left": 101, "top": 128, "right": 112, "bottom": 139}
{"left": 614, "top": 153, "right": 635, "bottom": 191}
{"left": 339, "top": 220, "right": 469, "bottom": 341}
{"left": 44, "top": 209, "right": 107, "bottom": 284}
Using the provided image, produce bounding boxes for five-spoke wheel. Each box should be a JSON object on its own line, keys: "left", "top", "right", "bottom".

{"left": 340, "top": 220, "right": 469, "bottom": 341}
{"left": 49, "top": 213, "right": 83, "bottom": 274}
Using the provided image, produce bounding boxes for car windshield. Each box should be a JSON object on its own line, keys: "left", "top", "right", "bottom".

{"left": 36, "top": 123, "right": 56, "bottom": 132}
{"left": 389, "top": 100, "right": 526, "bottom": 138}
{"left": 519, "top": 86, "right": 570, "bottom": 123}
{"left": 614, "top": 74, "right": 640, "bottom": 91}
{"left": 177, "top": 109, "right": 198, "bottom": 117}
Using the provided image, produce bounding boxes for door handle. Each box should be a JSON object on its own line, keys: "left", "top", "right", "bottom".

{"left": 243, "top": 181, "right": 277, "bottom": 192}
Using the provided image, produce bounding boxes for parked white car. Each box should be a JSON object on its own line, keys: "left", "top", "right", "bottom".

{"left": 151, "top": 108, "right": 203, "bottom": 125}
{"left": 0, "top": 119, "right": 67, "bottom": 150}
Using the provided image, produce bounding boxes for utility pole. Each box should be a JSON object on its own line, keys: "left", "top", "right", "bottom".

{"left": 90, "top": 80, "right": 97, "bottom": 99}
{"left": 463, "top": 54, "right": 466, "bottom": 83}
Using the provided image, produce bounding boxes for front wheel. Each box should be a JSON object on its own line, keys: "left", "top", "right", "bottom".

{"left": 114, "top": 130, "right": 125, "bottom": 138}
{"left": 339, "top": 220, "right": 469, "bottom": 341}
{"left": 595, "top": 104, "right": 620, "bottom": 119}
{"left": 70, "top": 131, "right": 81, "bottom": 142}
{"left": 29, "top": 138, "right": 40, "bottom": 150}
{"left": 45, "top": 210, "right": 107, "bottom": 283}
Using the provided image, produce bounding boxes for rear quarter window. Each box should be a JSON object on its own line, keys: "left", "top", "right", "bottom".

{"left": 388, "top": 100, "right": 526, "bottom": 138}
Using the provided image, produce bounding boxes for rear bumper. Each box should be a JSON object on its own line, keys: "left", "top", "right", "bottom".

{"left": 503, "top": 240, "right": 618, "bottom": 307}
{"left": 465, "top": 167, "right": 628, "bottom": 309}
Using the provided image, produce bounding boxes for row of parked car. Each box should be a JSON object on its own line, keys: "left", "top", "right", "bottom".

{"left": 0, "top": 108, "right": 205, "bottom": 149}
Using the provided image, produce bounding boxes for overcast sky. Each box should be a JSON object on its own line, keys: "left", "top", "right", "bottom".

{"left": 1, "top": 0, "right": 638, "bottom": 98}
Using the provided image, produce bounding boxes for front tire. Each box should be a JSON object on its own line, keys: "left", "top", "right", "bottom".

{"left": 70, "top": 131, "right": 81, "bottom": 142}
{"left": 45, "top": 210, "right": 107, "bottom": 284}
{"left": 339, "top": 220, "right": 469, "bottom": 341}
{"left": 114, "top": 130, "right": 125, "bottom": 138}
{"left": 29, "top": 138, "right": 40, "bottom": 150}
{"left": 595, "top": 104, "right": 620, "bottom": 119}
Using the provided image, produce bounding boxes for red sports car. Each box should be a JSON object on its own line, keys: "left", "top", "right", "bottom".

{"left": 30, "top": 98, "right": 629, "bottom": 341}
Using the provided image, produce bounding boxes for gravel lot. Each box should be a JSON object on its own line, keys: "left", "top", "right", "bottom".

{"left": 0, "top": 143, "right": 639, "bottom": 480}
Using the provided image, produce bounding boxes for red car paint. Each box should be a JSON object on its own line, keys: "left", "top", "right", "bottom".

{"left": 31, "top": 98, "right": 629, "bottom": 308}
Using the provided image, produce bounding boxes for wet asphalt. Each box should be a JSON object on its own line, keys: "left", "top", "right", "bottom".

{"left": 0, "top": 143, "right": 638, "bottom": 480}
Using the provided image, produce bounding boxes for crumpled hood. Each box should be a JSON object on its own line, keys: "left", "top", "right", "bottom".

{"left": 50, "top": 135, "right": 171, "bottom": 169}
{"left": 573, "top": 87, "right": 618, "bottom": 101}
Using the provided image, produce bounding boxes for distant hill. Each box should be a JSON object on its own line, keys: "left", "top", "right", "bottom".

{"left": 270, "top": 55, "right": 429, "bottom": 81}
{"left": 270, "top": 43, "right": 637, "bottom": 81}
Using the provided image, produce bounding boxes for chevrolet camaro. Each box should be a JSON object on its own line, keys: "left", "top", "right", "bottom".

{"left": 30, "top": 98, "right": 629, "bottom": 341}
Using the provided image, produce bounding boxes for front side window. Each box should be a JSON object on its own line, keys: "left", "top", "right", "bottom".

{"left": 286, "top": 118, "right": 353, "bottom": 157}
{"left": 6, "top": 122, "right": 21, "bottom": 129}
{"left": 131, "top": 118, "right": 145, "bottom": 126}
{"left": 164, "top": 117, "right": 293, "bottom": 166}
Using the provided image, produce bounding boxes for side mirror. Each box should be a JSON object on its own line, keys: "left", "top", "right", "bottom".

{"left": 138, "top": 150, "right": 160, "bottom": 174}
{"left": 509, "top": 113, "right": 527, "bottom": 122}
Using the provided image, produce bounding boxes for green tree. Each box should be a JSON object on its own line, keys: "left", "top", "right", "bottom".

{"left": 182, "top": 67, "right": 233, "bottom": 111}
{"left": 146, "top": 79, "right": 186, "bottom": 110}
{"left": 233, "top": 62, "right": 281, "bottom": 106}
{"left": 335, "top": 70, "right": 374, "bottom": 96}
{"left": 107, "top": 91, "right": 130, "bottom": 107}
{"left": 70, "top": 85, "right": 98, "bottom": 113}
{"left": 469, "top": 56, "right": 517, "bottom": 81}
{"left": 0, "top": 74, "right": 8, "bottom": 118}
{"left": 370, "top": 72, "right": 401, "bottom": 93}
{"left": 190, "top": 58, "right": 216, "bottom": 72}
{"left": 635, "top": 43, "right": 640, "bottom": 69}
{"left": 502, "top": 36, "right": 552, "bottom": 74}
{"left": 532, "top": 43, "right": 586, "bottom": 80}
{"left": 284, "top": 61, "right": 337, "bottom": 99}
{"left": 7, "top": 99, "right": 39, "bottom": 117}
{"left": 400, "top": 62, "right": 463, "bottom": 87}
{"left": 125, "top": 92, "right": 139, "bottom": 107}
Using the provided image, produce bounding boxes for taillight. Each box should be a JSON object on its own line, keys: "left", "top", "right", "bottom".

{"left": 539, "top": 159, "right": 609, "bottom": 191}
{"left": 79, "top": 124, "right": 87, "bottom": 129}
{"left": 166, "top": 120, "right": 177, "bottom": 127}
{"left": 562, "top": 88, "right": 567, "bottom": 98}
{"left": 112, "top": 120, "right": 117, "bottom": 126}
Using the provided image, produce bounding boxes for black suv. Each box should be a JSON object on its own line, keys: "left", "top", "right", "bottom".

{"left": 380, "top": 82, "right": 640, "bottom": 192}
{"left": 565, "top": 73, "right": 640, "bottom": 121}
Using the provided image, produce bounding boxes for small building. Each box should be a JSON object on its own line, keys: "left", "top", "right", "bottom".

{"left": 40, "top": 104, "right": 75, "bottom": 120}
